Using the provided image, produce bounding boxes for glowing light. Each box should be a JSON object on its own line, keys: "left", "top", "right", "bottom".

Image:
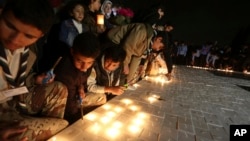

{"left": 137, "top": 112, "right": 147, "bottom": 119}
{"left": 51, "top": 137, "right": 56, "bottom": 141}
{"left": 133, "top": 83, "right": 139, "bottom": 88}
{"left": 114, "top": 106, "right": 123, "bottom": 113}
{"left": 85, "top": 113, "right": 97, "bottom": 121}
{"left": 97, "top": 14, "right": 104, "bottom": 25}
{"left": 132, "top": 118, "right": 143, "bottom": 126}
{"left": 112, "top": 121, "right": 123, "bottom": 128}
{"left": 121, "top": 99, "right": 132, "bottom": 105}
{"left": 106, "top": 111, "right": 116, "bottom": 118}
{"left": 106, "top": 127, "right": 120, "bottom": 138}
{"left": 148, "top": 96, "right": 157, "bottom": 103}
{"left": 100, "top": 116, "right": 111, "bottom": 124}
{"left": 128, "top": 125, "right": 140, "bottom": 133}
{"left": 129, "top": 105, "right": 138, "bottom": 111}
{"left": 90, "top": 123, "right": 101, "bottom": 133}
{"left": 102, "top": 104, "right": 111, "bottom": 110}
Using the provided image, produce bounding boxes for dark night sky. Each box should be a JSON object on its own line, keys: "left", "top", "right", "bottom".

{"left": 117, "top": 0, "right": 250, "bottom": 46}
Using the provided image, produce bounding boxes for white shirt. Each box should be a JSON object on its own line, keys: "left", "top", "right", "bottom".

{"left": 72, "top": 19, "right": 83, "bottom": 33}
{"left": 0, "top": 48, "right": 24, "bottom": 91}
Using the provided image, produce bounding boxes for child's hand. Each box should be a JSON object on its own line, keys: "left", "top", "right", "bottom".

{"left": 78, "top": 85, "right": 85, "bottom": 104}
{"left": 106, "top": 86, "right": 125, "bottom": 95}
{"left": 35, "top": 71, "right": 55, "bottom": 85}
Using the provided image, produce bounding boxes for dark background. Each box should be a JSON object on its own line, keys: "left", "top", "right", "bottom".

{"left": 112, "top": 0, "right": 250, "bottom": 47}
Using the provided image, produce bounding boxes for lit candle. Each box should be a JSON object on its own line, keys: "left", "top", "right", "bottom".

{"left": 97, "top": 14, "right": 104, "bottom": 25}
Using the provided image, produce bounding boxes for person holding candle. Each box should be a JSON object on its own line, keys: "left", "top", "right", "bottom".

{"left": 83, "top": 0, "right": 106, "bottom": 36}
{"left": 54, "top": 32, "right": 101, "bottom": 124}
{"left": 107, "top": 23, "right": 167, "bottom": 83}
{"left": 87, "top": 45, "right": 127, "bottom": 101}
{"left": 100, "top": 0, "right": 115, "bottom": 29}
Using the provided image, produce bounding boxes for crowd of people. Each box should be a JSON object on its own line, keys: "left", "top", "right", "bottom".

{"left": 170, "top": 40, "right": 250, "bottom": 73}
{"left": 0, "top": 0, "right": 175, "bottom": 140}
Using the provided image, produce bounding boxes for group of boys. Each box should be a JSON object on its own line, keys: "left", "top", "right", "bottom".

{"left": 0, "top": 0, "right": 169, "bottom": 140}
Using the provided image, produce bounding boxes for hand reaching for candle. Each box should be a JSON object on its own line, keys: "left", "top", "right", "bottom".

{"left": 78, "top": 85, "right": 85, "bottom": 103}
{"left": 35, "top": 72, "right": 55, "bottom": 85}
{"left": 0, "top": 124, "right": 28, "bottom": 141}
{"left": 105, "top": 86, "right": 125, "bottom": 95}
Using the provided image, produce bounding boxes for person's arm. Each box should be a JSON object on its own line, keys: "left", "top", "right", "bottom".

{"left": 87, "top": 68, "right": 105, "bottom": 93}
{"left": 0, "top": 125, "right": 27, "bottom": 141}
{"left": 59, "top": 20, "right": 71, "bottom": 47}
{"left": 108, "top": 24, "right": 149, "bottom": 70}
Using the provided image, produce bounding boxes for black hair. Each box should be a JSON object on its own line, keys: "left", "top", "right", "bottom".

{"left": 1, "top": 0, "right": 54, "bottom": 34}
{"left": 155, "top": 31, "right": 168, "bottom": 48}
{"left": 59, "top": 0, "right": 86, "bottom": 20}
{"left": 104, "top": 45, "right": 126, "bottom": 63}
{"left": 72, "top": 32, "right": 100, "bottom": 59}
{"left": 83, "top": 0, "right": 93, "bottom": 6}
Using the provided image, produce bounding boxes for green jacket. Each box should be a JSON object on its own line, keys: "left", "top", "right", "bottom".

{"left": 107, "top": 23, "right": 154, "bottom": 67}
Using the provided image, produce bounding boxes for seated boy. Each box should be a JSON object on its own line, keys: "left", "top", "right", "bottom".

{"left": 87, "top": 45, "right": 127, "bottom": 101}
{"left": 0, "top": 0, "right": 68, "bottom": 140}
{"left": 54, "top": 32, "right": 101, "bottom": 124}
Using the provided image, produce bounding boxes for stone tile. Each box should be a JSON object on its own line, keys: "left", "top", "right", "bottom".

{"left": 178, "top": 123, "right": 194, "bottom": 134}
{"left": 49, "top": 66, "right": 250, "bottom": 141}
{"left": 192, "top": 116, "right": 208, "bottom": 129}
{"left": 194, "top": 128, "right": 212, "bottom": 140}
{"left": 139, "top": 129, "right": 159, "bottom": 141}
{"left": 177, "top": 131, "right": 195, "bottom": 141}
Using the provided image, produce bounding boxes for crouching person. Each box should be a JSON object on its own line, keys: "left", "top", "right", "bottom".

{"left": 0, "top": 0, "right": 68, "bottom": 140}
{"left": 87, "top": 45, "right": 127, "bottom": 101}
{"left": 54, "top": 32, "right": 101, "bottom": 124}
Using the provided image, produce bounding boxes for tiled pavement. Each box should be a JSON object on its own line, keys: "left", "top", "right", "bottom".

{"left": 48, "top": 66, "right": 250, "bottom": 141}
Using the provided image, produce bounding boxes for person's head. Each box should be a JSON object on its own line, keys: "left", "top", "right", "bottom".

{"left": 151, "top": 31, "right": 167, "bottom": 52}
{"left": 71, "top": 32, "right": 100, "bottom": 72}
{"left": 103, "top": 45, "right": 126, "bottom": 72}
{"left": 68, "top": 1, "right": 85, "bottom": 22}
{"left": 85, "top": 0, "right": 101, "bottom": 12}
{"left": 165, "top": 25, "right": 173, "bottom": 32}
{"left": 157, "top": 6, "right": 165, "bottom": 19}
{"left": 101, "top": 0, "right": 112, "bottom": 18}
{"left": 0, "top": 0, "right": 54, "bottom": 51}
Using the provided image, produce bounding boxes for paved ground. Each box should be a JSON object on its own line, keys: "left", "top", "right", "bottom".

{"left": 49, "top": 66, "right": 250, "bottom": 141}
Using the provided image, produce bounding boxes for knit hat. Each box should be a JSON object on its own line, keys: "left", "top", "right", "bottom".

{"left": 101, "top": 0, "right": 112, "bottom": 18}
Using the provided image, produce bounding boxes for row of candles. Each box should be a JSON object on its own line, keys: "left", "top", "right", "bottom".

{"left": 187, "top": 65, "right": 250, "bottom": 74}
{"left": 49, "top": 69, "right": 170, "bottom": 140}
{"left": 50, "top": 99, "right": 151, "bottom": 140}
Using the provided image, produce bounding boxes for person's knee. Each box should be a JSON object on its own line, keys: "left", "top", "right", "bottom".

{"left": 53, "top": 81, "right": 68, "bottom": 98}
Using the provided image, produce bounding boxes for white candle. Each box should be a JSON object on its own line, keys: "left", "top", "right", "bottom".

{"left": 97, "top": 14, "right": 104, "bottom": 25}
